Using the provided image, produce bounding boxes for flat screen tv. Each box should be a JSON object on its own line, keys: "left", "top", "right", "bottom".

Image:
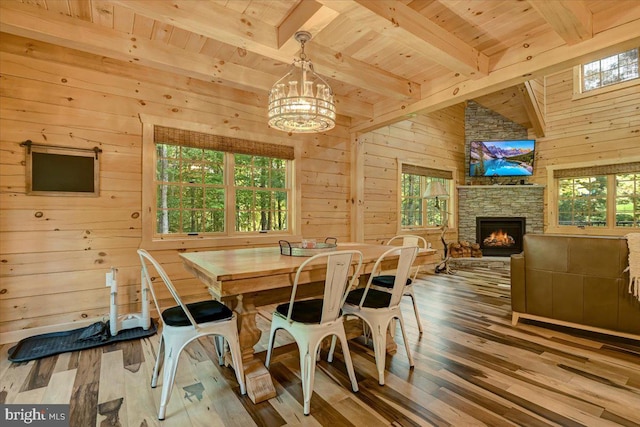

{"left": 469, "top": 139, "right": 535, "bottom": 177}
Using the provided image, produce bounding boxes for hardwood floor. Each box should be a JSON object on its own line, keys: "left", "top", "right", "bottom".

{"left": 1, "top": 265, "right": 639, "bottom": 426}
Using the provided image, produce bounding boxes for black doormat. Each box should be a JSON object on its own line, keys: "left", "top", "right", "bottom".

{"left": 7, "top": 319, "right": 157, "bottom": 363}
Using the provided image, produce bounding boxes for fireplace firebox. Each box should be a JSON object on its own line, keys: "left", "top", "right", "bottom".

{"left": 476, "top": 217, "right": 525, "bottom": 256}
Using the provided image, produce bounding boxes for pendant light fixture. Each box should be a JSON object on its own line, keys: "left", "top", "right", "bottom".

{"left": 268, "top": 31, "right": 336, "bottom": 133}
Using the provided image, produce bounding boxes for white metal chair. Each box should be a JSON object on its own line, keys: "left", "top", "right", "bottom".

{"left": 137, "top": 249, "right": 246, "bottom": 420}
{"left": 265, "top": 250, "right": 364, "bottom": 415}
{"left": 329, "top": 245, "right": 419, "bottom": 385}
{"left": 371, "top": 235, "right": 427, "bottom": 333}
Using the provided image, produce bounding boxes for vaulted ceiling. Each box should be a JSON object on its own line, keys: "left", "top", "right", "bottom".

{"left": 1, "top": 0, "right": 639, "bottom": 134}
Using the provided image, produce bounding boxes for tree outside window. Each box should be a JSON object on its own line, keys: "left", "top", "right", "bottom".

{"left": 155, "top": 143, "right": 290, "bottom": 237}
{"left": 558, "top": 176, "right": 607, "bottom": 226}
{"left": 156, "top": 143, "right": 225, "bottom": 234}
{"left": 234, "top": 154, "right": 288, "bottom": 232}
{"left": 616, "top": 173, "right": 640, "bottom": 227}
{"left": 401, "top": 172, "right": 449, "bottom": 229}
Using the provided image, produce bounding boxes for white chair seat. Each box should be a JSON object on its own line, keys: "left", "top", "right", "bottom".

{"left": 161, "top": 300, "right": 233, "bottom": 326}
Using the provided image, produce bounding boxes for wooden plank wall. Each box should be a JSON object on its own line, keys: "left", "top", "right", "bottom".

{"left": 0, "top": 34, "right": 352, "bottom": 342}
{"left": 2, "top": 31, "right": 639, "bottom": 341}
{"left": 529, "top": 69, "right": 640, "bottom": 232}
{"left": 532, "top": 69, "right": 640, "bottom": 178}
{"left": 357, "top": 105, "right": 466, "bottom": 249}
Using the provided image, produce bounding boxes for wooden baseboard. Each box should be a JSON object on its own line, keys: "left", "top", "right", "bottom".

{"left": 0, "top": 317, "right": 106, "bottom": 345}
{"left": 512, "top": 311, "right": 640, "bottom": 341}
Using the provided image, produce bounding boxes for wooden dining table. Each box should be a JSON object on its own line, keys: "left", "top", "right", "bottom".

{"left": 180, "top": 242, "right": 437, "bottom": 404}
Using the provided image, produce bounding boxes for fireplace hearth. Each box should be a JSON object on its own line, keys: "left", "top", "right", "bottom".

{"left": 476, "top": 217, "right": 525, "bottom": 256}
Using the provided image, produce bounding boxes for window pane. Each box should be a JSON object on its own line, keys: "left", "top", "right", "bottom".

{"left": 204, "top": 210, "right": 225, "bottom": 232}
{"left": 156, "top": 158, "right": 180, "bottom": 182}
{"left": 204, "top": 163, "right": 224, "bottom": 185}
{"left": 182, "top": 186, "right": 203, "bottom": 209}
{"left": 583, "top": 61, "right": 600, "bottom": 76}
{"left": 205, "top": 188, "right": 224, "bottom": 208}
{"left": 582, "top": 48, "right": 639, "bottom": 91}
{"left": 234, "top": 155, "right": 289, "bottom": 233}
{"left": 583, "top": 74, "right": 600, "bottom": 91}
{"left": 157, "top": 184, "right": 181, "bottom": 209}
{"left": 156, "top": 210, "right": 181, "bottom": 234}
{"left": 401, "top": 198, "right": 422, "bottom": 227}
{"left": 181, "top": 146, "right": 203, "bottom": 161}
{"left": 182, "top": 210, "right": 202, "bottom": 233}
{"left": 154, "top": 144, "right": 226, "bottom": 235}
{"left": 182, "top": 163, "right": 203, "bottom": 183}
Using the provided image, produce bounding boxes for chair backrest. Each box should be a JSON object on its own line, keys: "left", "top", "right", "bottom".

{"left": 358, "top": 245, "right": 419, "bottom": 308}
{"left": 286, "top": 250, "right": 364, "bottom": 324}
{"left": 387, "top": 235, "right": 427, "bottom": 280}
{"left": 137, "top": 249, "right": 199, "bottom": 328}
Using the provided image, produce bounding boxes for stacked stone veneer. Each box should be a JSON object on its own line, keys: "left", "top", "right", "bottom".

{"left": 457, "top": 185, "right": 544, "bottom": 244}
{"left": 465, "top": 100, "right": 529, "bottom": 185}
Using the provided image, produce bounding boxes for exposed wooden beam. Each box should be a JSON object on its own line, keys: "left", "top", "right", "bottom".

{"left": 277, "top": 1, "right": 332, "bottom": 48}
{"left": 335, "top": 96, "right": 373, "bottom": 120}
{"left": 0, "top": 6, "right": 373, "bottom": 119}
{"left": 519, "top": 82, "right": 546, "bottom": 137}
{"left": 529, "top": 0, "right": 592, "bottom": 45}
{"left": 405, "top": 0, "right": 439, "bottom": 13}
{"left": 0, "top": 2, "right": 274, "bottom": 90}
{"left": 109, "top": 0, "right": 418, "bottom": 100}
{"left": 351, "top": 23, "right": 640, "bottom": 133}
{"left": 111, "top": 0, "right": 280, "bottom": 51}
{"left": 0, "top": 1, "right": 373, "bottom": 120}
{"left": 318, "top": 0, "right": 489, "bottom": 78}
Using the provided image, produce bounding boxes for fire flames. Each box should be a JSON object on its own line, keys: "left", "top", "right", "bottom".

{"left": 483, "top": 229, "right": 515, "bottom": 247}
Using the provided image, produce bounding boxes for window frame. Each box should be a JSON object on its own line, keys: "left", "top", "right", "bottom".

{"left": 546, "top": 158, "right": 640, "bottom": 235}
{"left": 573, "top": 47, "right": 639, "bottom": 100}
{"left": 141, "top": 115, "right": 301, "bottom": 249}
{"left": 397, "top": 161, "right": 456, "bottom": 233}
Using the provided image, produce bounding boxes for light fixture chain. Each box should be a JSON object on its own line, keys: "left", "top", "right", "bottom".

{"left": 299, "top": 39, "right": 307, "bottom": 61}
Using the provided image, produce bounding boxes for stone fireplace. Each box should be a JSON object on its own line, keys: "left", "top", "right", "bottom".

{"left": 455, "top": 101, "right": 543, "bottom": 260}
{"left": 458, "top": 185, "right": 544, "bottom": 257}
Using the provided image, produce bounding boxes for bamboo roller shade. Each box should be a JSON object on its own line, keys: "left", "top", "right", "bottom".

{"left": 154, "top": 126, "right": 295, "bottom": 160}
{"left": 553, "top": 162, "right": 640, "bottom": 178}
{"left": 402, "top": 163, "right": 453, "bottom": 179}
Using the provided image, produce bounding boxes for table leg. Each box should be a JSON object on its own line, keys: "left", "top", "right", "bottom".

{"left": 231, "top": 294, "right": 276, "bottom": 404}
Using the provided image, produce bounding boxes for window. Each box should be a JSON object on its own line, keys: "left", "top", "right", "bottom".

{"left": 616, "top": 172, "right": 640, "bottom": 227}
{"left": 234, "top": 154, "right": 288, "bottom": 232}
{"left": 147, "top": 124, "right": 295, "bottom": 243}
{"left": 558, "top": 176, "right": 607, "bottom": 226}
{"left": 156, "top": 143, "right": 225, "bottom": 234}
{"left": 400, "top": 164, "right": 453, "bottom": 229}
{"left": 577, "top": 48, "right": 639, "bottom": 95}
{"left": 551, "top": 162, "right": 640, "bottom": 232}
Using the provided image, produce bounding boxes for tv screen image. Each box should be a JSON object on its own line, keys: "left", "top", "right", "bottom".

{"left": 469, "top": 139, "right": 535, "bottom": 177}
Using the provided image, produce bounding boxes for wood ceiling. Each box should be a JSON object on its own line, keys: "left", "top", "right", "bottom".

{"left": 1, "top": 0, "right": 640, "bottom": 133}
